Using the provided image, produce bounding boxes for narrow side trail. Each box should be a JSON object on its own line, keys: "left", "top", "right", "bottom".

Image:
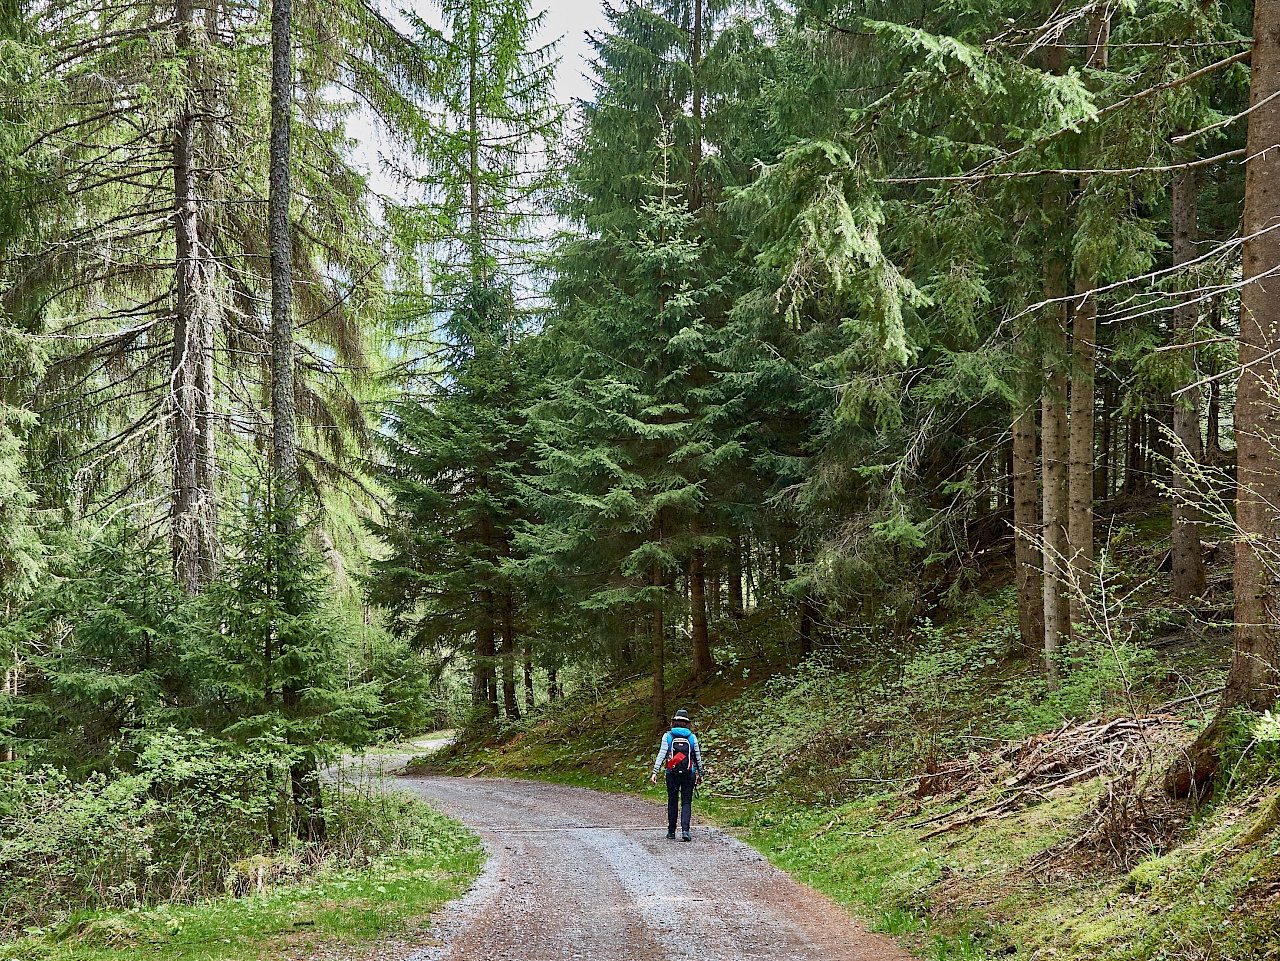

{"left": 394, "top": 774, "right": 914, "bottom": 961}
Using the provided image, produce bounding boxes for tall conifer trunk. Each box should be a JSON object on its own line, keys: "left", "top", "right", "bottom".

{"left": 1167, "top": 16, "right": 1280, "bottom": 794}
{"left": 650, "top": 557, "right": 666, "bottom": 733}
{"left": 268, "top": 0, "right": 314, "bottom": 839}
{"left": 476, "top": 588, "right": 497, "bottom": 718}
{"left": 1001, "top": 441, "right": 1013, "bottom": 514}
{"left": 196, "top": 320, "right": 217, "bottom": 580}
{"left": 1039, "top": 304, "right": 1070, "bottom": 685}
{"left": 1068, "top": 274, "right": 1096, "bottom": 640}
{"left": 798, "top": 595, "right": 814, "bottom": 657}
{"left": 1012, "top": 400, "right": 1043, "bottom": 652}
{"left": 1042, "top": 250, "right": 1070, "bottom": 691}
{"left": 1067, "top": 15, "right": 1108, "bottom": 643}
{"left": 523, "top": 640, "right": 534, "bottom": 711}
{"left": 1207, "top": 307, "right": 1224, "bottom": 458}
{"left": 466, "top": 0, "right": 482, "bottom": 279}
{"left": 1228, "top": 0, "right": 1280, "bottom": 710}
{"left": 269, "top": 0, "right": 295, "bottom": 492}
{"left": 728, "top": 532, "right": 744, "bottom": 616}
{"left": 1040, "top": 44, "right": 1070, "bottom": 688}
{"left": 690, "top": 548, "right": 713, "bottom": 680}
{"left": 689, "top": 0, "right": 703, "bottom": 210}
{"left": 172, "top": 0, "right": 215, "bottom": 594}
{"left": 1171, "top": 149, "right": 1207, "bottom": 601}
{"left": 501, "top": 592, "right": 519, "bottom": 719}
{"left": 1098, "top": 376, "right": 1113, "bottom": 499}
{"left": 1123, "top": 413, "right": 1140, "bottom": 492}
{"left": 683, "top": 0, "right": 714, "bottom": 683}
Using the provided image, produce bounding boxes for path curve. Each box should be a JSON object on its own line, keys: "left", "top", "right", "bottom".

{"left": 391, "top": 774, "right": 914, "bottom": 961}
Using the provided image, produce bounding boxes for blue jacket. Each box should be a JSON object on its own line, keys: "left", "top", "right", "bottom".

{"left": 652, "top": 727, "right": 702, "bottom": 777}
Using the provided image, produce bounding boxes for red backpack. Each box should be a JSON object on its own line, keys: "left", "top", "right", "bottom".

{"left": 666, "top": 731, "right": 693, "bottom": 775}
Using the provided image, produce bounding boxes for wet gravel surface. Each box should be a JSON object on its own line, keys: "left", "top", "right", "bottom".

{"left": 371, "top": 775, "right": 913, "bottom": 961}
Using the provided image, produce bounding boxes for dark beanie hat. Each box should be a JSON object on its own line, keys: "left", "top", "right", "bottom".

{"left": 673, "top": 709, "right": 690, "bottom": 724}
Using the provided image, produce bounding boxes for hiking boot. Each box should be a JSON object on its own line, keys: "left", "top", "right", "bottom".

{"left": 681, "top": 832, "right": 692, "bottom": 842}
{"left": 666, "top": 831, "right": 676, "bottom": 840}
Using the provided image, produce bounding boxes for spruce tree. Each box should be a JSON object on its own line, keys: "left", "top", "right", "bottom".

{"left": 371, "top": 0, "right": 561, "bottom": 721}
{"left": 370, "top": 287, "right": 534, "bottom": 722}
{"left": 1227, "top": 0, "right": 1280, "bottom": 711}
{"left": 528, "top": 0, "right": 773, "bottom": 708}
{"left": 9, "top": 0, "right": 428, "bottom": 595}
{"left": 14, "top": 531, "right": 194, "bottom": 772}
{"left": 199, "top": 494, "right": 377, "bottom": 840}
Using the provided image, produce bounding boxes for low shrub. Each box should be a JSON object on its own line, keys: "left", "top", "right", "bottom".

{"left": 0, "top": 730, "right": 450, "bottom": 934}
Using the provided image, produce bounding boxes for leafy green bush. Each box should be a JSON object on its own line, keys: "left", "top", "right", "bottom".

{"left": 0, "top": 732, "right": 286, "bottom": 929}
{"left": 996, "top": 639, "right": 1160, "bottom": 739}
{"left": 0, "top": 731, "right": 454, "bottom": 934}
{"left": 1214, "top": 707, "right": 1280, "bottom": 791}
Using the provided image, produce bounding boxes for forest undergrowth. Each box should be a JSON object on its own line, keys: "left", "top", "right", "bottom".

{"left": 0, "top": 746, "right": 483, "bottom": 961}
{"left": 415, "top": 511, "right": 1280, "bottom": 961}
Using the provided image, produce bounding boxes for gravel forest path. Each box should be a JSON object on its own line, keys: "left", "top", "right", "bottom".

{"left": 389, "top": 774, "right": 915, "bottom": 961}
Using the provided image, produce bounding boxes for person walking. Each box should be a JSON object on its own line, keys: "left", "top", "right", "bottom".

{"left": 650, "top": 708, "right": 703, "bottom": 841}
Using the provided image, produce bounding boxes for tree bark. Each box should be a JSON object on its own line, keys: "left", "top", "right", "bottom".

{"left": 1084, "top": 12, "right": 1111, "bottom": 70}
{"left": 171, "top": 0, "right": 214, "bottom": 595}
{"left": 1154, "top": 400, "right": 1175, "bottom": 483}
{"left": 1123, "top": 413, "right": 1139, "bottom": 493}
{"left": 1097, "top": 375, "right": 1113, "bottom": 500}
{"left": 1171, "top": 148, "right": 1207, "bottom": 602}
{"left": 1207, "top": 309, "right": 1223, "bottom": 459}
{"left": 501, "top": 592, "right": 519, "bottom": 720}
{"left": 1042, "top": 248, "right": 1070, "bottom": 691}
{"left": 269, "top": 0, "right": 296, "bottom": 491}
{"left": 727, "top": 532, "right": 744, "bottom": 617}
{"left": 476, "top": 588, "right": 497, "bottom": 719}
{"left": 707, "top": 560, "right": 721, "bottom": 620}
{"left": 1066, "top": 16, "right": 1108, "bottom": 641}
{"left": 1038, "top": 44, "right": 1070, "bottom": 687}
{"left": 1012, "top": 400, "right": 1044, "bottom": 653}
{"left": 288, "top": 751, "right": 325, "bottom": 842}
{"left": 1228, "top": 0, "right": 1280, "bottom": 711}
{"left": 798, "top": 595, "right": 814, "bottom": 657}
{"left": 523, "top": 639, "right": 534, "bottom": 712}
{"left": 689, "top": 0, "right": 703, "bottom": 211}
{"left": 650, "top": 562, "right": 666, "bottom": 733}
{"left": 1068, "top": 271, "right": 1097, "bottom": 640}
{"left": 974, "top": 454, "right": 989, "bottom": 516}
{"left": 1001, "top": 440, "right": 1013, "bottom": 514}
{"left": 690, "top": 547, "right": 714, "bottom": 680}
{"left": 466, "top": 0, "right": 483, "bottom": 280}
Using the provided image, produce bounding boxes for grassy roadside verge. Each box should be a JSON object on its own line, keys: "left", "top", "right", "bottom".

{"left": 0, "top": 789, "right": 483, "bottom": 961}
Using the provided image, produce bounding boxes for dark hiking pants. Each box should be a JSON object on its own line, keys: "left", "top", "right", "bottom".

{"left": 666, "top": 770, "right": 695, "bottom": 834}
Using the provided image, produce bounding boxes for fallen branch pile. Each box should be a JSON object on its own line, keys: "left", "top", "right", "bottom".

{"left": 899, "top": 716, "right": 1180, "bottom": 841}
{"left": 1025, "top": 761, "right": 1187, "bottom": 873}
